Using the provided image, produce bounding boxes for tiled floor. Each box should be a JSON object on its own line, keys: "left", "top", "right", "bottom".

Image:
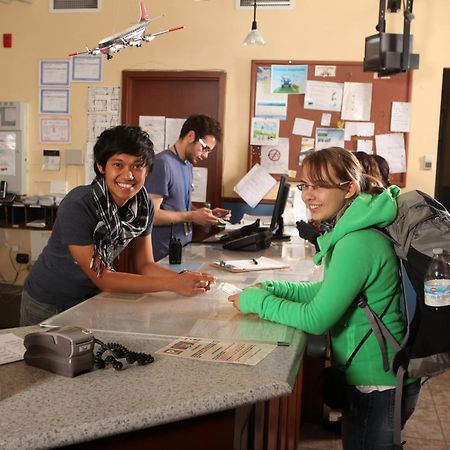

{"left": 298, "top": 370, "right": 450, "bottom": 450}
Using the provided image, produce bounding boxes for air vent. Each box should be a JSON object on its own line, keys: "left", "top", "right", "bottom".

{"left": 236, "top": 0, "right": 294, "bottom": 9}
{"left": 50, "top": 0, "right": 100, "bottom": 12}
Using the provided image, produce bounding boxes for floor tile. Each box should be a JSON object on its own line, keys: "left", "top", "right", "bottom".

{"left": 403, "top": 437, "right": 448, "bottom": 450}
{"left": 298, "top": 423, "right": 342, "bottom": 450}
{"left": 298, "top": 373, "right": 450, "bottom": 450}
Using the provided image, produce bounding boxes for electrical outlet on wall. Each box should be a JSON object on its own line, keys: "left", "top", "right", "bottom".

{"left": 422, "top": 155, "right": 433, "bottom": 170}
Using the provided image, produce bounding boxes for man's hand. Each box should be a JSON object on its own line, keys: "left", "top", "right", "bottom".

{"left": 212, "top": 208, "right": 231, "bottom": 221}
{"left": 173, "top": 271, "right": 216, "bottom": 296}
{"left": 190, "top": 207, "right": 223, "bottom": 226}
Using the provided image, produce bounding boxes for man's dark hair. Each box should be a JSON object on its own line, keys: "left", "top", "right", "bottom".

{"left": 93, "top": 125, "right": 154, "bottom": 176}
{"left": 179, "top": 114, "right": 223, "bottom": 142}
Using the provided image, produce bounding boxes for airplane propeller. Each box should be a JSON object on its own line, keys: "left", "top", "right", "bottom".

{"left": 68, "top": 46, "right": 93, "bottom": 57}
{"left": 143, "top": 25, "right": 184, "bottom": 42}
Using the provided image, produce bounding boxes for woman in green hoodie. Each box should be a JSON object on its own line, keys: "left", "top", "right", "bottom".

{"left": 228, "top": 147, "right": 420, "bottom": 449}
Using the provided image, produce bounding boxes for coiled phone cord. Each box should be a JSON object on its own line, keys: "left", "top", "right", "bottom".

{"left": 93, "top": 338, "right": 154, "bottom": 371}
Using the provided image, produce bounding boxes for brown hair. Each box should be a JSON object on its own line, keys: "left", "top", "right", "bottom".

{"left": 354, "top": 151, "right": 382, "bottom": 180}
{"left": 371, "top": 154, "right": 391, "bottom": 187}
{"left": 302, "top": 147, "right": 384, "bottom": 196}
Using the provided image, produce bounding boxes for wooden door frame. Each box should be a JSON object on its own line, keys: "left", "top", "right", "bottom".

{"left": 121, "top": 70, "right": 226, "bottom": 208}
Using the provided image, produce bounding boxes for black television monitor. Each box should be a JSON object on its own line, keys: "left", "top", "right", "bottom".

{"left": 269, "top": 175, "right": 291, "bottom": 241}
{"left": 363, "top": 32, "right": 419, "bottom": 76}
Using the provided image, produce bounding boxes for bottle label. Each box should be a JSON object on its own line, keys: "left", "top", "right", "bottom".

{"left": 424, "top": 279, "right": 450, "bottom": 307}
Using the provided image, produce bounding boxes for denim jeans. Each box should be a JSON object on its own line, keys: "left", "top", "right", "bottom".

{"left": 341, "top": 380, "right": 421, "bottom": 450}
{"left": 20, "top": 289, "right": 67, "bottom": 326}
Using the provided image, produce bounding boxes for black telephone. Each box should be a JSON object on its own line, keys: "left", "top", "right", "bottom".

{"left": 24, "top": 326, "right": 154, "bottom": 377}
{"left": 0, "top": 181, "right": 16, "bottom": 203}
{"left": 223, "top": 230, "right": 273, "bottom": 251}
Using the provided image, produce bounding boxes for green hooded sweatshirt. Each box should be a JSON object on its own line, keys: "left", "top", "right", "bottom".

{"left": 239, "top": 185, "right": 406, "bottom": 386}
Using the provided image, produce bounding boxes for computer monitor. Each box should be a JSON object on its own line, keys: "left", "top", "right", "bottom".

{"left": 269, "top": 175, "right": 291, "bottom": 240}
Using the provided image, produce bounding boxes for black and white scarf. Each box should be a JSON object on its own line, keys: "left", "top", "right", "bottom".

{"left": 90, "top": 176, "right": 150, "bottom": 276}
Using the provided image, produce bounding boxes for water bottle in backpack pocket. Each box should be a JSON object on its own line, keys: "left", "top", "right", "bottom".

{"left": 424, "top": 248, "right": 450, "bottom": 309}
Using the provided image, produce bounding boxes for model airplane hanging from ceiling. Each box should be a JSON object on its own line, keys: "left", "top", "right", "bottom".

{"left": 69, "top": 0, "right": 183, "bottom": 60}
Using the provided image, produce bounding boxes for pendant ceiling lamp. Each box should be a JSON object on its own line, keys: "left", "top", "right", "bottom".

{"left": 243, "top": 1, "right": 265, "bottom": 46}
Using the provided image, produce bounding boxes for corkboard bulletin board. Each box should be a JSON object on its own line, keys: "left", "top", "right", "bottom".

{"left": 248, "top": 60, "right": 413, "bottom": 187}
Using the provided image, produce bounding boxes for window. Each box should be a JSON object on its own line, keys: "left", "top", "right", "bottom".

{"left": 50, "top": 0, "right": 100, "bottom": 13}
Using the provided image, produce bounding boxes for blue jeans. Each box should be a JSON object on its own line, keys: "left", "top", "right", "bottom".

{"left": 20, "top": 289, "right": 67, "bottom": 326}
{"left": 341, "top": 380, "right": 421, "bottom": 450}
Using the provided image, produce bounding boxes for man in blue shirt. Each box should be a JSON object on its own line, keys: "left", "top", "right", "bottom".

{"left": 145, "top": 114, "right": 230, "bottom": 261}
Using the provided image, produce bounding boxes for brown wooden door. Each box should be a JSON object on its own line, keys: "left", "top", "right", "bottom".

{"left": 436, "top": 68, "right": 450, "bottom": 210}
{"left": 121, "top": 70, "right": 226, "bottom": 208}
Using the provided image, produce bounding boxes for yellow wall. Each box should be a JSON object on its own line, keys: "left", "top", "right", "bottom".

{"left": 0, "top": 0, "right": 447, "bottom": 197}
{"left": 0, "top": 0, "right": 448, "bottom": 284}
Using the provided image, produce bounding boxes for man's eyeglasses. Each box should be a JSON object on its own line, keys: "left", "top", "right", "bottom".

{"left": 198, "top": 138, "right": 213, "bottom": 154}
{"left": 297, "top": 181, "right": 350, "bottom": 191}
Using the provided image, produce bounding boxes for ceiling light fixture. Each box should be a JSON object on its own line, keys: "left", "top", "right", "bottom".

{"left": 243, "top": 1, "right": 265, "bottom": 46}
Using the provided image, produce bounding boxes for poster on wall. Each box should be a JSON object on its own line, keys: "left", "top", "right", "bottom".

{"left": 39, "top": 60, "right": 70, "bottom": 87}
{"left": 304, "top": 80, "right": 343, "bottom": 112}
{"left": 71, "top": 56, "right": 103, "bottom": 82}
{"left": 260, "top": 137, "right": 289, "bottom": 174}
{"left": 250, "top": 118, "right": 279, "bottom": 146}
{"left": 255, "top": 66, "right": 288, "bottom": 120}
{"left": 270, "top": 65, "right": 308, "bottom": 94}
{"left": 315, "top": 128, "right": 345, "bottom": 150}
{"left": 40, "top": 117, "right": 71, "bottom": 144}
{"left": 39, "top": 88, "right": 70, "bottom": 115}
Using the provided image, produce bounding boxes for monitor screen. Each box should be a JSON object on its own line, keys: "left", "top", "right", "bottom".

{"left": 270, "top": 175, "right": 290, "bottom": 237}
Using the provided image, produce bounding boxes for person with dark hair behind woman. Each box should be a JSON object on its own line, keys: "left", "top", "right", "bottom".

{"left": 228, "top": 147, "right": 420, "bottom": 449}
{"left": 353, "top": 151, "right": 380, "bottom": 179}
{"left": 20, "top": 125, "right": 215, "bottom": 326}
{"left": 371, "top": 153, "right": 391, "bottom": 187}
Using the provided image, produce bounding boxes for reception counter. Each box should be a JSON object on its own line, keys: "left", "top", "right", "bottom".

{"left": 0, "top": 237, "right": 318, "bottom": 450}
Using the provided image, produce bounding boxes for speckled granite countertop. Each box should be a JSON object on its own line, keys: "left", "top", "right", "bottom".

{"left": 0, "top": 326, "right": 306, "bottom": 450}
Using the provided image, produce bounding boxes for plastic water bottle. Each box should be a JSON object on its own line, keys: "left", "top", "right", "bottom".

{"left": 424, "top": 248, "right": 450, "bottom": 309}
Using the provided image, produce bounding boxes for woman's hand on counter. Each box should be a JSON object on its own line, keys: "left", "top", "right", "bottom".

{"left": 173, "top": 271, "right": 216, "bottom": 296}
{"left": 228, "top": 293, "right": 241, "bottom": 311}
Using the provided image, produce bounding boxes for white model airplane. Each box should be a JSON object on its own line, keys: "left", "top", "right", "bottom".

{"left": 69, "top": 0, "right": 183, "bottom": 60}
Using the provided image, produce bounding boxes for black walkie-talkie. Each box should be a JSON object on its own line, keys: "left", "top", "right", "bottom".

{"left": 169, "top": 223, "right": 182, "bottom": 264}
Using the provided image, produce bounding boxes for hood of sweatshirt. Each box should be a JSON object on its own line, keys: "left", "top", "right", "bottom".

{"left": 313, "top": 185, "right": 400, "bottom": 265}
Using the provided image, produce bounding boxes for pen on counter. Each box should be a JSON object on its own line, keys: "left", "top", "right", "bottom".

{"left": 252, "top": 258, "right": 258, "bottom": 265}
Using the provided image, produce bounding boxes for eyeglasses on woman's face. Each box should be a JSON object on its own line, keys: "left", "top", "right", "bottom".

{"left": 296, "top": 181, "right": 350, "bottom": 191}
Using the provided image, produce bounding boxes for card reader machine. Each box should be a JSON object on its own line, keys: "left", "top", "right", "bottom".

{"left": 24, "top": 326, "right": 95, "bottom": 377}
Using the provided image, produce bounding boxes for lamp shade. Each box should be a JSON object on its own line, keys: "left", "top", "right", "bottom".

{"left": 243, "top": 1, "right": 265, "bottom": 46}
{"left": 243, "top": 26, "right": 265, "bottom": 46}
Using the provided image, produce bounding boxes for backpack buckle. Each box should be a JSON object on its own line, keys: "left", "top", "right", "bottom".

{"left": 356, "top": 294, "right": 368, "bottom": 308}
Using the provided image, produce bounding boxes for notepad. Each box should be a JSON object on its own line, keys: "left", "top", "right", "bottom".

{"left": 211, "top": 256, "right": 290, "bottom": 273}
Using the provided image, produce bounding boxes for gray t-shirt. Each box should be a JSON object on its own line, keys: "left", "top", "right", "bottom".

{"left": 145, "top": 149, "right": 193, "bottom": 261}
{"left": 24, "top": 185, "right": 154, "bottom": 307}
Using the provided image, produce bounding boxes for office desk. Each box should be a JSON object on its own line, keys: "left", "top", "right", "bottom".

{"left": 0, "top": 238, "right": 318, "bottom": 450}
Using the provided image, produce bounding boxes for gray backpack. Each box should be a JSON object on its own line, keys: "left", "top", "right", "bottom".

{"left": 361, "top": 190, "right": 450, "bottom": 448}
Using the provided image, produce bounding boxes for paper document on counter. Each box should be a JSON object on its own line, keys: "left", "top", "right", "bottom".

{"left": 0, "top": 334, "right": 24, "bottom": 365}
{"left": 156, "top": 337, "right": 276, "bottom": 366}
{"left": 211, "top": 256, "right": 290, "bottom": 273}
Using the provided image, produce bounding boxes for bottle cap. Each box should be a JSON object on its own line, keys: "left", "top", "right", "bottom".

{"left": 432, "top": 248, "right": 443, "bottom": 255}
